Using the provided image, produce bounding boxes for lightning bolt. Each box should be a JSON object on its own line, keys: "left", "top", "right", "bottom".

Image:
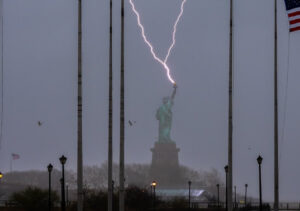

{"left": 129, "top": 0, "right": 187, "bottom": 85}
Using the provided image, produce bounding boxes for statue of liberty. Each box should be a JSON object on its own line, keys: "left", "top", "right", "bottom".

{"left": 156, "top": 84, "right": 177, "bottom": 142}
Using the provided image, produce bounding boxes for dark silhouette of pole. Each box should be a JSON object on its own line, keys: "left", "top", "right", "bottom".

{"left": 244, "top": 184, "right": 248, "bottom": 206}
{"left": 234, "top": 186, "right": 236, "bottom": 209}
{"left": 59, "top": 155, "right": 67, "bottom": 211}
{"left": 107, "top": 0, "right": 113, "bottom": 211}
{"left": 66, "top": 185, "right": 69, "bottom": 207}
{"left": 47, "top": 164, "right": 53, "bottom": 211}
{"left": 154, "top": 184, "right": 156, "bottom": 210}
{"left": 150, "top": 183, "right": 153, "bottom": 200}
{"left": 77, "top": 0, "right": 83, "bottom": 210}
{"left": 188, "top": 181, "right": 191, "bottom": 209}
{"left": 225, "top": 165, "right": 228, "bottom": 210}
{"left": 152, "top": 181, "right": 157, "bottom": 210}
{"left": 227, "top": 0, "right": 234, "bottom": 210}
{"left": 119, "top": 0, "right": 125, "bottom": 210}
{"left": 257, "top": 155, "right": 263, "bottom": 211}
{"left": 273, "top": 0, "right": 279, "bottom": 211}
{"left": 216, "top": 184, "right": 220, "bottom": 207}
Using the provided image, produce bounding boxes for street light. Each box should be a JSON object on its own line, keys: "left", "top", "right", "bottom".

{"left": 47, "top": 164, "right": 53, "bottom": 211}
{"left": 66, "top": 184, "right": 69, "bottom": 207}
{"left": 245, "top": 184, "right": 248, "bottom": 206}
{"left": 224, "top": 165, "right": 228, "bottom": 211}
{"left": 234, "top": 186, "right": 236, "bottom": 209}
{"left": 0, "top": 172, "right": 3, "bottom": 179}
{"left": 59, "top": 155, "right": 67, "bottom": 211}
{"left": 151, "top": 181, "right": 157, "bottom": 210}
{"left": 216, "top": 184, "right": 220, "bottom": 207}
{"left": 188, "top": 181, "right": 192, "bottom": 209}
{"left": 257, "top": 155, "right": 263, "bottom": 211}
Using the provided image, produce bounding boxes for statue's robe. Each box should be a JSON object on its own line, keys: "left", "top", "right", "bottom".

{"left": 156, "top": 99, "right": 173, "bottom": 142}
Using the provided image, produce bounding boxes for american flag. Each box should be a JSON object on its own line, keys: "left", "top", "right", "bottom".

{"left": 284, "top": 0, "right": 300, "bottom": 32}
{"left": 11, "top": 153, "right": 20, "bottom": 160}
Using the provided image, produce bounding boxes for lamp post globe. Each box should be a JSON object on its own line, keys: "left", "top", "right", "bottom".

{"left": 224, "top": 165, "right": 228, "bottom": 173}
{"left": 59, "top": 155, "right": 67, "bottom": 165}
{"left": 257, "top": 155, "right": 263, "bottom": 165}
{"left": 0, "top": 172, "right": 3, "bottom": 179}
{"left": 47, "top": 164, "right": 53, "bottom": 173}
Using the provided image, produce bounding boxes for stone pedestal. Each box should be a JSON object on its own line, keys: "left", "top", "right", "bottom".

{"left": 150, "top": 141, "right": 183, "bottom": 188}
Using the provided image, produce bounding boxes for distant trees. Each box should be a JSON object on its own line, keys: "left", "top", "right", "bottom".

{"left": 1, "top": 163, "right": 225, "bottom": 203}
{"left": 10, "top": 187, "right": 59, "bottom": 211}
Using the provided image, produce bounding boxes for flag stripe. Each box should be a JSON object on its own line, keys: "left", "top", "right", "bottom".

{"left": 290, "top": 19, "right": 300, "bottom": 24}
{"left": 290, "top": 22, "right": 300, "bottom": 28}
{"left": 288, "top": 10, "right": 300, "bottom": 17}
{"left": 289, "top": 14, "right": 300, "bottom": 21}
{"left": 290, "top": 26, "right": 300, "bottom": 32}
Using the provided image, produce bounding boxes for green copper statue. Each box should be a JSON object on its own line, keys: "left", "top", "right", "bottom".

{"left": 156, "top": 84, "right": 177, "bottom": 142}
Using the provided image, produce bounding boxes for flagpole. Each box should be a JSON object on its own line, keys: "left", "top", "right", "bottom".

{"left": 107, "top": 0, "right": 113, "bottom": 210}
{"left": 119, "top": 0, "right": 125, "bottom": 209}
{"left": 10, "top": 154, "right": 12, "bottom": 172}
{"left": 77, "top": 0, "right": 83, "bottom": 210}
{"left": 0, "top": 0, "right": 3, "bottom": 150}
{"left": 228, "top": 0, "right": 233, "bottom": 211}
{"left": 274, "top": 0, "right": 279, "bottom": 210}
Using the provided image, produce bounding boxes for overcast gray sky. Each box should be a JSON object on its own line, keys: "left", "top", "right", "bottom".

{"left": 0, "top": 0, "right": 299, "bottom": 202}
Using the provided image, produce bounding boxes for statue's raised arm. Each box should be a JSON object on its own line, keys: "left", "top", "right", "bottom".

{"left": 171, "top": 83, "right": 177, "bottom": 101}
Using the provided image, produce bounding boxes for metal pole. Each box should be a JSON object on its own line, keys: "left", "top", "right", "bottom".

{"left": 77, "top": 0, "right": 83, "bottom": 210}
{"left": 61, "top": 164, "right": 66, "bottom": 211}
{"left": 108, "top": 0, "right": 113, "bottom": 211}
{"left": 273, "top": 1, "right": 279, "bottom": 211}
{"left": 66, "top": 185, "right": 69, "bottom": 207}
{"left": 0, "top": 0, "right": 3, "bottom": 151}
{"left": 234, "top": 186, "right": 237, "bottom": 209}
{"left": 188, "top": 181, "right": 191, "bottom": 209}
{"left": 244, "top": 184, "right": 248, "bottom": 206}
{"left": 153, "top": 185, "right": 156, "bottom": 210}
{"left": 49, "top": 171, "right": 51, "bottom": 211}
{"left": 226, "top": 171, "right": 228, "bottom": 211}
{"left": 119, "top": 0, "right": 125, "bottom": 210}
{"left": 259, "top": 163, "right": 262, "bottom": 211}
{"left": 217, "top": 184, "right": 220, "bottom": 207}
{"left": 228, "top": 0, "right": 234, "bottom": 210}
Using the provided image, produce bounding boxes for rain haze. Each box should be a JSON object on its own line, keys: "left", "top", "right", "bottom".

{"left": 0, "top": 0, "right": 299, "bottom": 203}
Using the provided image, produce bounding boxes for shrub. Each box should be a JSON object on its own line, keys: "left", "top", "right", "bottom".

{"left": 10, "top": 186, "right": 59, "bottom": 211}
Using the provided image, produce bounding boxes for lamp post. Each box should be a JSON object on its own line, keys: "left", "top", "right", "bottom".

{"left": 225, "top": 165, "right": 228, "bottom": 210}
{"left": 188, "top": 181, "right": 192, "bottom": 209}
{"left": 257, "top": 155, "right": 263, "bottom": 211}
{"left": 66, "top": 185, "right": 69, "bottom": 207}
{"left": 245, "top": 184, "right": 248, "bottom": 206}
{"left": 59, "top": 155, "right": 67, "bottom": 211}
{"left": 216, "top": 184, "right": 220, "bottom": 207}
{"left": 151, "top": 181, "right": 157, "bottom": 210}
{"left": 0, "top": 172, "right": 2, "bottom": 193}
{"left": 234, "top": 185, "right": 236, "bottom": 209}
{"left": 47, "top": 164, "right": 53, "bottom": 211}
